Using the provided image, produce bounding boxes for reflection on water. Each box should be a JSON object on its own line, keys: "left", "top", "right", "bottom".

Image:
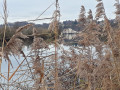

{"left": 0, "top": 38, "right": 33, "bottom": 47}
{"left": 0, "top": 37, "right": 99, "bottom": 90}
{"left": 0, "top": 37, "right": 79, "bottom": 73}
{"left": 0, "top": 37, "right": 79, "bottom": 48}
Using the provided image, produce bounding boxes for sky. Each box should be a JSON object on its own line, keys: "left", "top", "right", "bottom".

{"left": 0, "top": 0, "right": 116, "bottom": 24}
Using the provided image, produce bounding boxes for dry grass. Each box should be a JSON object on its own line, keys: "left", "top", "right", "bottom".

{"left": 1, "top": 0, "right": 120, "bottom": 90}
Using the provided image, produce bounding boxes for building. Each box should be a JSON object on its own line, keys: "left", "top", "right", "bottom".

{"left": 61, "top": 28, "right": 78, "bottom": 40}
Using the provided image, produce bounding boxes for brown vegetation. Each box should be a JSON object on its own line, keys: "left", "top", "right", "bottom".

{"left": 1, "top": 0, "right": 120, "bottom": 90}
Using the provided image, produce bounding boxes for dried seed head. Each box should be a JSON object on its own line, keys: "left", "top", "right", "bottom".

{"left": 78, "top": 5, "right": 86, "bottom": 28}
{"left": 87, "top": 9, "right": 93, "bottom": 22}
{"left": 95, "top": 0, "right": 105, "bottom": 20}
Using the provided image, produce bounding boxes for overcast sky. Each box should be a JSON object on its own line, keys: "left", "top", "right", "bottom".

{"left": 0, "top": 0, "right": 116, "bottom": 24}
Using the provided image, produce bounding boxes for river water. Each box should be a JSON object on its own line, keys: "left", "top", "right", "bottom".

{"left": 0, "top": 43, "right": 100, "bottom": 89}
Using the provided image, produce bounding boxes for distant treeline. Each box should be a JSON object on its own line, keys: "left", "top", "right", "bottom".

{"left": 0, "top": 19, "right": 118, "bottom": 42}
